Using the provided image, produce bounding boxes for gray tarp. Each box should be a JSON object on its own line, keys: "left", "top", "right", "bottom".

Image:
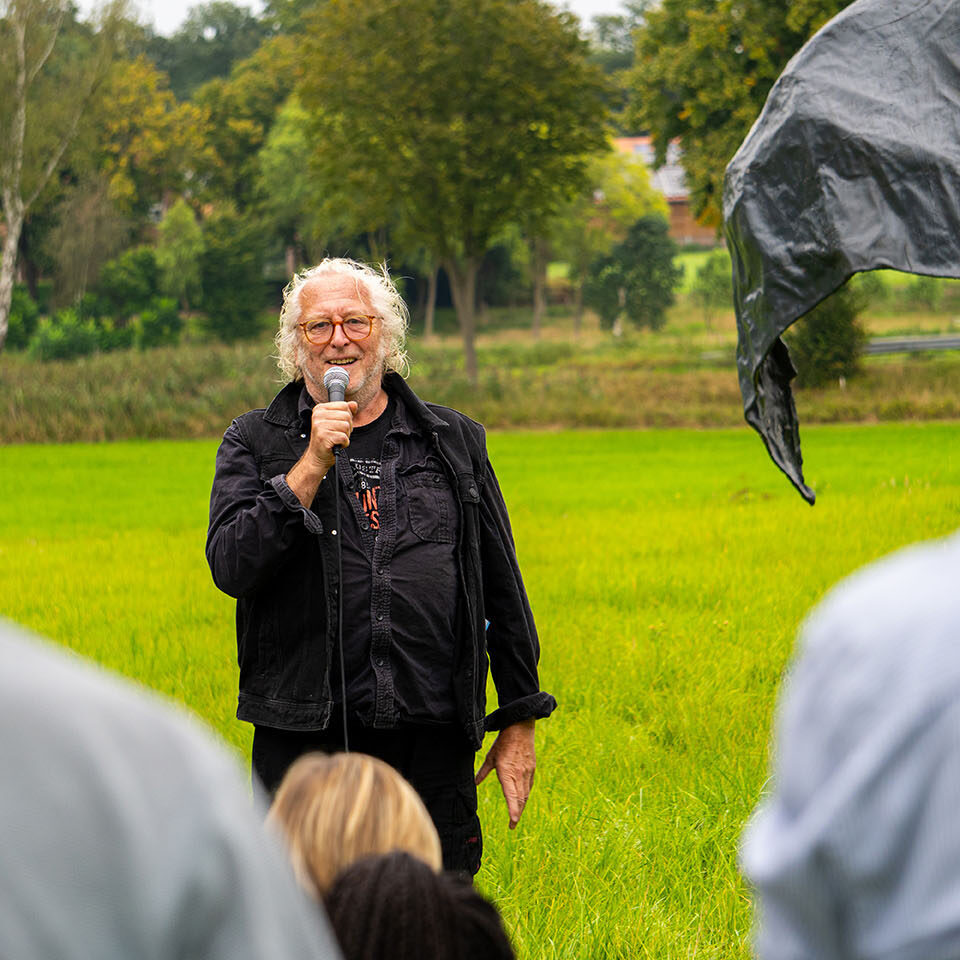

{"left": 723, "top": 0, "right": 960, "bottom": 503}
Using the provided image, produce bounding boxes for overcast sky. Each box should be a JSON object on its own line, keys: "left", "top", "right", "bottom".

{"left": 104, "top": 0, "right": 628, "bottom": 36}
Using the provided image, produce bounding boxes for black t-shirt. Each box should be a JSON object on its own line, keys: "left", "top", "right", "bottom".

{"left": 333, "top": 394, "right": 459, "bottom": 727}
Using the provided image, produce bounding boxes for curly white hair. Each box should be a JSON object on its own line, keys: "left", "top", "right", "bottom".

{"left": 275, "top": 258, "right": 409, "bottom": 382}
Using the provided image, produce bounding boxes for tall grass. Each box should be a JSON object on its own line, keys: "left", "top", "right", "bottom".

{"left": 2, "top": 323, "right": 958, "bottom": 443}
{"left": 1, "top": 425, "right": 957, "bottom": 958}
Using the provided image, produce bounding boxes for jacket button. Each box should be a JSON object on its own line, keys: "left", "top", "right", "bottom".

{"left": 376, "top": 658, "right": 384, "bottom": 667}
{"left": 469, "top": 487, "right": 478, "bottom": 498}
{"left": 361, "top": 523, "right": 369, "bottom": 531}
{"left": 376, "top": 613, "right": 384, "bottom": 621}
{"left": 377, "top": 567, "right": 384, "bottom": 575}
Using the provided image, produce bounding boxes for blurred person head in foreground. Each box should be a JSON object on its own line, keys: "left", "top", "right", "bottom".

{"left": 268, "top": 751, "right": 443, "bottom": 898}
{"left": 325, "top": 851, "right": 515, "bottom": 960}
{"left": 741, "top": 529, "right": 960, "bottom": 960}
{"left": 0, "top": 618, "right": 339, "bottom": 960}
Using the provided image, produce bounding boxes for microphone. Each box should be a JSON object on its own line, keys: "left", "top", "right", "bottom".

{"left": 323, "top": 365, "right": 350, "bottom": 403}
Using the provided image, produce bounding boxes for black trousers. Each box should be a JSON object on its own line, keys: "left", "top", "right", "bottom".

{"left": 252, "top": 721, "right": 482, "bottom": 876}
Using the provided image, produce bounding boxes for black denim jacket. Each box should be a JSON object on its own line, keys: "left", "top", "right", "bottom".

{"left": 206, "top": 374, "right": 556, "bottom": 749}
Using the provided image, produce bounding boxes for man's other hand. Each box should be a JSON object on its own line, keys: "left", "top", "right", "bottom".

{"left": 475, "top": 718, "right": 536, "bottom": 829}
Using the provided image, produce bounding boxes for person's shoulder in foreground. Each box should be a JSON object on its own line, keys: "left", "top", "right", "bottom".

{"left": 741, "top": 529, "right": 960, "bottom": 960}
{"left": 0, "top": 619, "right": 340, "bottom": 960}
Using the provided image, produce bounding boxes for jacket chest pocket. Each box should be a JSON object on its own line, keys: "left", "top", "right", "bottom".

{"left": 398, "top": 458, "right": 460, "bottom": 544}
{"left": 257, "top": 455, "right": 298, "bottom": 484}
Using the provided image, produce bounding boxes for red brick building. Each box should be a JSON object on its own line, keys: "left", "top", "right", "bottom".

{"left": 613, "top": 136, "right": 719, "bottom": 247}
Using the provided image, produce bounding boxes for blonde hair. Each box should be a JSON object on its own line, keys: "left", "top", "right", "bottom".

{"left": 266, "top": 752, "right": 443, "bottom": 899}
{"left": 275, "top": 257, "right": 409, "bottom": 382}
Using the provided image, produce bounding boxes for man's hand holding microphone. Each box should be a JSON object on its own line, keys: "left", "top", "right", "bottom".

{"left": 286, "top": 367, "right": 353, "bottom": 508}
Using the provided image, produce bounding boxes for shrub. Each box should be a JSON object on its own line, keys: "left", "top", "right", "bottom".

{"left": 96, "top": 317, "right": 136, "bottom": 352}
{"left": 850, "top": 270, "right": 887, "bottom": 306}
{"left": 96, "top": 247, "right": 160, "bottom": 319}
{"left": 199, "top": 211, "right": 269, "bottom": 342}
{"left": 28, "top": 309, "right": 100, "bottom": 362}
{"left": 690, "top": 248, "right": 733, "bottom": 324}
{"left": 135, "top": 297, "right": 183, "bottom": 349}
{"left": 157, "top": 198, "right": 204, "bottom": 309}
{"left": 5, "top": 286, "right": 41, "bottom": 351}
{"left": 787, "top": 285, "right": 867, "bottom": 387}
{"left": 584, "top": 215, "right": 682, "bottom": 331}
{"left": 902, "top": 274, "right": 944, "bottom": 311}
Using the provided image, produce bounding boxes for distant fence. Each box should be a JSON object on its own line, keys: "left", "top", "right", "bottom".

{"left": 865, "top": 334, "right": 960, "bottom": 354}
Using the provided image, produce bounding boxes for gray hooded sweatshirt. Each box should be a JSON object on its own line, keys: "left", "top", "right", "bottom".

{"left": 741, "top": 529, "right": 960, "bottom": 960}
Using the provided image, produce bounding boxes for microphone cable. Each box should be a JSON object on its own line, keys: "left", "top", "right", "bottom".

{"left": 333, "top": 447, "right": 350, "bottom": 753}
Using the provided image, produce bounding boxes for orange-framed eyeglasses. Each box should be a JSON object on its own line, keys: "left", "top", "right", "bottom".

{"left": 298, "top": 315, "right": 377, "bottom": 346}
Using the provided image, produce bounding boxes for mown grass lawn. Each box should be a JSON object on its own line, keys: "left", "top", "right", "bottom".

{"left": 1, "top": 424, "right": 958, "bottom": 958}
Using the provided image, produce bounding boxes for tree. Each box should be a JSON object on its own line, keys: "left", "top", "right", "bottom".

{"left": 156, "top": 198, "right": 204, "bottom": 309}
{"left": 586, "top": 2, "right": 648, "bottom": 125}
{"left": 145, "top": 1, "right": 270, "bottom": 101}
{"left": 199, "top": 207, "right": 268, "bottom": 341}
{"left": 0, "top": 0, "right": 127, "bottom": 351}
{"left": 690, "top": 247, "right": 733, "bottom": 328}
{"left": 43, "top": 175, "right": 130, "bottom": 306}
{"left": 193, "top": 34, "right": 299, "bottom": 211}
{"left": 552, "top": 150, "right": 667, "bottom": 331}
{"left": 627, "top": 0, "right": 852, "bottom": 226}
{"left": 584, "top": 215, "right": 682, "bottom": 332}
{"left": 786, "top": 284, "right": 866, "bottom": 387}
{"left": 298, "top": 0, "right": 611, "bottom": 381}
{"left": 89, "top": 55, "right": 212, "bottom": 216}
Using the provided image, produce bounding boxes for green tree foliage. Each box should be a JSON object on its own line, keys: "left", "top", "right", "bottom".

{"left": 5, "top": 285, "right": 40, "bottom": 350}
{"left": 628, "top": 0, "right": 851, "bottom": 226}
{"left": 690, "top": 247, "right": 733, "bottom": 326}
{"left": 0, "top": 0, "right": 128, "bottom": 351}
{"left": 135, "top": 296, "right": 182, "bottom": 348}
{"left": 257, "top": 94, "right": 314, "bottom": 260}
{"left": 28, "top": 307, "right": 100, "bottom": 360}
{"left": 198, "top": 208, "right": 268, "bottom": 342}
{"left": 89, "top": 55, "right": 212, "bottom": 215}
{"left": 298, "top": 0, "right": 611, "bottom": 381}
{"left": 193, "top": 34, "right": 298, "bottom": 210}
{"left": 586, "top": 2, "right": 648, "bottom": 124}
{"left": 903, "top": 275, "right": 944, "bottom": 312}
{"left": 552, "top": 150, "right": 668, "bottom": 330}
{"left": 786, "top": 284, "right": 866, "bottom": 387}
{"left": 145, "top": 1, "right": 269, "bottom": 101}
{"left": 43, "top": 174, "right": 131, "bottom": 307}
{"left": 156, "top": 198, "right": 204, "bottom": 309}
{"left": 260, "top": 0, "right": 316, "bottom": 33}
{"left": 96, "top": 246, "right": 159, "bottom": 319}
{"left": 584, "top": 215, "right": 682, "bottom": 331}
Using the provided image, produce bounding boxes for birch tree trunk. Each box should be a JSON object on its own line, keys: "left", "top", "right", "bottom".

{"left": 0, "top": 0, "right": 118, "bottom": 350}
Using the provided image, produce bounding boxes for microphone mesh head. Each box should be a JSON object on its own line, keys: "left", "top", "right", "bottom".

{"left": 323, "top": 366, "right": 350, "bottom": 397}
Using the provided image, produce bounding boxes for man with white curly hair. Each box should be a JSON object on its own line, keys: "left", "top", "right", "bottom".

{"left": 206, "top": 258, "right": 555, "bottom": 875}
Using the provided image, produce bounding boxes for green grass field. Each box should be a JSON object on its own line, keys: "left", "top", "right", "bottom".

{"left": 1, "top": 425, "right": 958, "bottom": 958}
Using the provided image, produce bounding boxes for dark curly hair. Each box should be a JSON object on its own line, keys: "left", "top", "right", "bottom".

{"left": 324, "top": 852, "right": 515, "bottom": 960}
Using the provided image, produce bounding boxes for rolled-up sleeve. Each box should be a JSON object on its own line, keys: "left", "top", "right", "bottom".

{"left": 479, "top": 456, "right": 557, "bottom": 730}
{"left": 206, "top": 422, "right": 322, "bottom": 598}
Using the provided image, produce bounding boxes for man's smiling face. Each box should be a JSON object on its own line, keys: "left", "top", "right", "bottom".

{"left": 296, "top": 274, "right": 385, "bottom": 407}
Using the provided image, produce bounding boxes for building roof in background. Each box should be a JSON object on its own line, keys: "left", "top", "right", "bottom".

{"left": 613, "top": 136, "right": 689, "bottom": 202}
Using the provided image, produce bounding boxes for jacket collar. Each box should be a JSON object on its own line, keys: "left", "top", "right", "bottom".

{"left": 262, "top": 373, "right": 449, "bottom": 432}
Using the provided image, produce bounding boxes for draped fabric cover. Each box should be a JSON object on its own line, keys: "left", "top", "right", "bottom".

{"left": 723, "top": 0, "right": 960, "bottom": 502}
